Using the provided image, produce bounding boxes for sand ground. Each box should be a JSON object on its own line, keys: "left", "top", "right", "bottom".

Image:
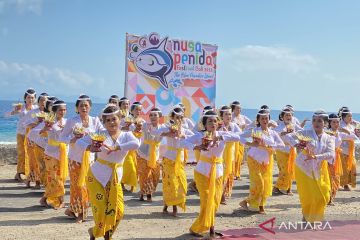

{"left": 0, "top": 161, "right": 359, "bottom": 240}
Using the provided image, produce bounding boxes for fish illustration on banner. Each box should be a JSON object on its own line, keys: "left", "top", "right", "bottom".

{"left": 125, "top": 32, "right": 217, "bottom": 123}
{"left": 129, "top": 33, "right": 173, "bottom": 89}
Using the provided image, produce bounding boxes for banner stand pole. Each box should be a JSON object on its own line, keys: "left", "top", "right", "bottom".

{"left": 124, "top": 32, "right": 129, "bottom": 97}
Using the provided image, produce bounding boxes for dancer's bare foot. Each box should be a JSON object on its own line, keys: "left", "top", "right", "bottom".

{"left": 272, "top": 187, "right": 282, "bottom": 195}
{"left": 88, "top": 228, "right": 95, "bottom": 240}
{"left": 220, "top": 194, "right": 227, "bottom": 205}
{"left": 259, "top": 206, "right": 266, "bottom": 214}
{"left": 286, "top": 189, "right": 293, "bottom": 196}
{"left": 33, "top": 181, "right": 41, "bottom": 189}
{"left": 210, "top": 226, "right": 223, "bottom": 238}
{"left": 344, "top": 185, "right": 351, "bottom": 191}
{"left": 139, "top": 194, "right": 145, "bottom": 201}
{"left": 65, "top": 208, "right": 76, "bottom": 218}
{"left": 162, "top": 205, "right": 168, "bottom": 214}
{"left": 25, "top": 180, "right": 31, "bottom": 188}
{"left": 76, "top": 213, "right": 84, "bottom": 223}
{"left": 146, "top": 194, "right": 152, "bottom": 202}
{"left": 39, "top": 197, "right": 48, "bottom": 207}
{"left": 130, "top": 186, "right": 135, "bottom": 193}
{"left": 172, "top": 206, "right": 178, "bottom": 217}
{"left": 14, "top": 173, "right": 22, "bottom": 182}
{"left": 239, "top": 200, "right": 249, "bottom": 211}
{"left": 104, "top": 231, "right": 110, "bottom": 240}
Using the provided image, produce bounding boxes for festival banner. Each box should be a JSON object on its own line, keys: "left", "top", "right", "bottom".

{"left": 125, "top": 32, "right": 217, "bottom": 122}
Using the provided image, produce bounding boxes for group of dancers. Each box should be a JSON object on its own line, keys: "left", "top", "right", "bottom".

{"left": 10, "top": 88, "right": 359, "bottom": 239}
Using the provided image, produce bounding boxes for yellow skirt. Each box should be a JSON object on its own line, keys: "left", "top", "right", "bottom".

{"left": 295, "top": 162, "right": 330, "bottom": 222}
{"left": 25, "top": 139, "right": 40, "bottom": 183}
{"left": 162, "top": 157, "right": 187, "bottom": 211}
{"left": 246, "top": 156, "right": 273, "bottom": 210}
{"left": 327, "top": 163, "right": 340, "bottom": 199}
{"left": 190, "top": 171, "right": 223, "bottom": 234}
{"left": 275, "top": 150, "right": 293, "bottom": 191}
{"left": 69, "top": 160, "right": 89, "bottom": 218}
{"left": 121, "top": 150, "right": 138, "bottom": 189}
{"left": 87, "top": 169, "right": 124, "bottom": 239}
{"left": 34, "top": 145, "right": 46, "bottom": 185}
{"left": 234, "top": 142, "right": 245, "bottom": 178}
{"left": 16, "top": 134, "right": 26, "bottom": 175}
{"left": 137, "top": 156, "right": 160, "bottom": 195}
{"left": 44, "top": 154, "right": 65, "bottom": 208}
{"left": 340, "top": 153, "right": 356, "bottom": 188}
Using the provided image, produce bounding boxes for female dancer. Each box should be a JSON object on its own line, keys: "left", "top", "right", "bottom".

{"left": 273, "top": 107, "right": 302, "bottom": 195}
{"left": 181, "top": 110, "right": 240, "bottom": 238}
{"left": 239, "top": 109, "right": 285, "bottom": 214}
{"left": 39, "top": 100, "right": 68, "bottom": 209}
{"left": 59, "top": 94, "right": 103, "bottom": 223}
{"left": 137, "top": 107, "right": 163, "bottom": 202}
{"left": 77, "top": 105, "right": 140, "bottom": 240}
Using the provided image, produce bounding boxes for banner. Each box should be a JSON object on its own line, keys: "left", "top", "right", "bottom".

{"left": 125, "top": 32, "right": 217, "bottom": 122}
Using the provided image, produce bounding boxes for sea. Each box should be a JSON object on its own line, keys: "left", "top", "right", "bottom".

{"left": 0, "top": 100, "right": 359, "bottom": 144}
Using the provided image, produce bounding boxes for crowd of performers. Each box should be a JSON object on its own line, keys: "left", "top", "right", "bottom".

{"left": 10, "top": 88, "right": 360, "bottom": 239}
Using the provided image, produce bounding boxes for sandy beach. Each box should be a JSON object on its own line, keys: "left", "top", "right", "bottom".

{"left": 0, "top": 145, "right": 359, "bottom": 240}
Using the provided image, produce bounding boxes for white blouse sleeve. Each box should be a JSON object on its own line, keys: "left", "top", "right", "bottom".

{"left": 59, "top": 118, "right": 74, "bottom": 144}
{"left": 118, "top": 132, "right": 140, "bottom": 151}
{"left": 315, "top": 136, "right": 335, "bottom": 161}
{"left": 76, "top": 135, "right": 92, "bottom": 152}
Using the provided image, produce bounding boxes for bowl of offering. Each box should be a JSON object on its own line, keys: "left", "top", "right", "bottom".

{"left": 89, "top": 132, "right": 106, "bottom": 152}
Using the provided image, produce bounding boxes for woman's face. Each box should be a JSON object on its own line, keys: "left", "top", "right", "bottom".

{"left": 312, "top": 116, "right": 325, "bottom": 132}
{"left": 149, "top": 112, "right": 160, "bottom": 125}
{"left": 283, "top": 112, "right": 293, "bottom": 124}
{"left": 222, "top": 111, "right": 232, "bottom": 124}
{"left": 132, "top": 106, "right": 142, "bottom": 118}
{"left": 56, "top": 106, "right": 67, "bottom": 119}
{"left": 172, "top": 114, "right": 183, "bottom": 123}
{"left": 120, "top": 101, "right": 130, "bottom": 111}
{"left": 77, "top": 101, "right": 91, "bottom": 116}
{"left": 38, "top": 97, "right": 48, "bottom": 111}
{"left": 104, "top": 114, "right": 120, "bottom": 132}
{"left": 344, "top": 113, "right": 352, "bottom": 124}
{"left": 234, "top": 106, "right": 241, "bottom": 115}
{"left": 205, "top": 117, "right": 218, "bottom": 132}
{"left": 109, "top": 99, "right": 119, "bottom": 105}
{"left": 25, "top": 94, "right": 36, "bottom": 105}
{"left": 330, "top": 119, "right": 340, "bottom": 130}
{"left": 259, "top": 115, "right": 269, "bottom": 128}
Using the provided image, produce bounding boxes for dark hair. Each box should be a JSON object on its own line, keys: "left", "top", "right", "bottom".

{"left": 150, "top": 107, "right": 162, "bottom": 118}
{"left": 43, "top": 97, "right": 58, "bottom": 113}
{"left": 219, "top": 105, "right": 231, "bottom": 118}
{"left": 108, "top": 95, "right": 119, "bottom": 103}
{"left": 52, "top": 100, "right": 66, "bottom": 113}
{"left": 260, "top": 105, "right": 269, "bottom": 110}
{"left": 102, "top": 105, "right": 121, "bottom": 122}
{"left": 256, "top": 109, "right": 270, "bottom": 127}
{"left": 23, "top": 88, "right": 36, "bottom": 103}
{"left": 202, "top": 110, "right": 217, "bottom": 128}
{"left": 339, "top": 107, "right": 351, "bottom": 120}
{"left": 37, "top": 92, "right": 48, "bottom": 103}
{"left": 170, "top": 107, "right": 184, "bottom": 118}
{"left": 328, "top": 113, "right": 339, "bottom": 129}
{"left": 278, "top": 108, "right": 292, "bottom": 121}
{"left": 130, "top": 102, "right": 142, "bottom": 113}
{"left": 203, "top": 105, "right": 213, "bottom": 112}
{"left": 75, "top": 95, "right": 92, "bottom": 113}
{"left": 230, "top": 101, "right": 240, "bottom": 112}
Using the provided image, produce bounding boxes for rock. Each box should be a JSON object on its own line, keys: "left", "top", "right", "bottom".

{"left": 0, "top": 144, "right": 17, "bottom": 165}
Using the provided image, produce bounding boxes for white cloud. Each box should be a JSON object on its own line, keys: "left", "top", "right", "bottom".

{"left": 219, "top": 45, "right": 317, "bottom": 73}
{"left": 0, "top": 0, "right": 43, "bottom": 15}
{"left": 0, "top": 59, "right": 106, "bottom": 100}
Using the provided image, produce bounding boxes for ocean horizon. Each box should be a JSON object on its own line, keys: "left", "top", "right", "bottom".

{"left": 1, "top": 99, "right": 359, "bottom": 144}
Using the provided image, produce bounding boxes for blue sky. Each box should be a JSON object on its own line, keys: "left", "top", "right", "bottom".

{"left": 0, "top": 0, "right": 359, "bottom": 112}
